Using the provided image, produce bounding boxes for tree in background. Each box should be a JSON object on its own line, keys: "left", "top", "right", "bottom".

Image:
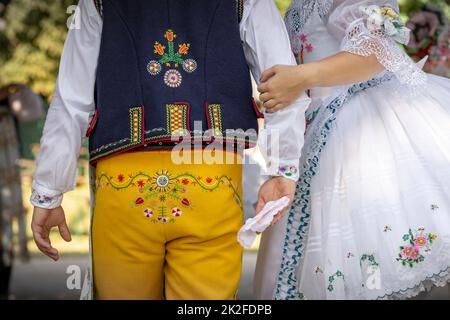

{"left": 0, "top": 0, "right": 73, "bottom": 100}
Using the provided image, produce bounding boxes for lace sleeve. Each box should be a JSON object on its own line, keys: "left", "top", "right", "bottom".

{"left": 329, "top": 0, "right": 427, "bottom": 86}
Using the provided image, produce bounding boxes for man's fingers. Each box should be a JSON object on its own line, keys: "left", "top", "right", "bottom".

{"left": 32, "top": 225, "right": 52, "bottom": 250}
{"left": 35, "top": 236, "right": 59, "bottom": 261}
{"left": 58, "top": 220, "right": 72, "bottom": 242}
{"left": 260, "top": 66, "right": 277, "bottom": 83}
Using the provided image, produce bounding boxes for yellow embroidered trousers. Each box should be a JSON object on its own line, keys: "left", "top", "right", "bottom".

{"left": 92, "top": 150, "right": 244, "bottom": 300}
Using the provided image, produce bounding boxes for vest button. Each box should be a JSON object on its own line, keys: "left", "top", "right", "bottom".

{"left": 159, "top": 142, "right": 162, "bottom": 145}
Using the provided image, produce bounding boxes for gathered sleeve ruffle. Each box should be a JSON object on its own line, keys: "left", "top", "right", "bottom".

{"left": 327, "top": 0, "right": 426, "bottom": 86}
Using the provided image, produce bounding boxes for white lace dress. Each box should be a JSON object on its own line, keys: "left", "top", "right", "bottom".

{"left": 254, "top": 0, "right": 450, "bottom": 300}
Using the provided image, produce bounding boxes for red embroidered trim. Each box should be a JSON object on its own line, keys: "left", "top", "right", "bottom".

{"left": 86, "top": 111, "right": 99, "bottom": 138}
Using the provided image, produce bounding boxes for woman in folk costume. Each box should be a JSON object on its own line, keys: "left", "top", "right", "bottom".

{"left": 29, "top": 0, "right": 310, "bottom": 300}
{"left": 255, "top": 0, "right": 450, "bottom": 300}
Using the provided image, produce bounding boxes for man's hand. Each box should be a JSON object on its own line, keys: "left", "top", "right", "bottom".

{"left": 31, "top": 206, "right": 72, "bottom": 261}
{"left": 256, "top": 176, "right": 296, "bottom": 226}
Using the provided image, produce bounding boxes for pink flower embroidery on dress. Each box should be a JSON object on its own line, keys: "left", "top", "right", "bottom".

{"left": 397, "top": 227, "right": 438, "bottom": 268}
{"left": 295, "top": 33, "right": 314, "bottom": 65}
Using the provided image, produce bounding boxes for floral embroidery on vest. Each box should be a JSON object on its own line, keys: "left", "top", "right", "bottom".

{"left": 397, "top": 227, "right": 438, "bottom": 268}
{"left": 147, "top": 29, "right": 198, "bottom": 88}
{"left": 96, "top": 170, "right": 242, "bottom": 224}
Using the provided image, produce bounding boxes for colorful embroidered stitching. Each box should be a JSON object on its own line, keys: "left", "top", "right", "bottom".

{"left": 96, "top": 169, "right": 243, "bottom": 224}
{"left": 327, "top": 270, "right": 344, "bottom": 292}
{"left": 130, "top": 107, "right": 143, "bottom": 144}
{"left": 148, "top": 29, "right": 198, "bottom": 88}
{"left": 397, "top": 227, "right": 438, "bottom": 268}
{"left": 89, "top": 107, "right": 144, "bottom": 161}
{"left": 166, "top": 104, "right": 188, "bottom": 136}
{"left": 207, "top": 104, "right": 223, "bottom": 136}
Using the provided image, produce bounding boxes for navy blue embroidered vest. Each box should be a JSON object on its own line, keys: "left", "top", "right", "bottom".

{"left": 88, "top": 0, "right": 260, "bottom": 163}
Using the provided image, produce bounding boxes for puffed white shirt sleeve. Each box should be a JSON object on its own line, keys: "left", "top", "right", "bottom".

{"left": 30, "top": 0, "right": 102, "bottom": 209}
{"left": 240, "top": 0, "right": 311, "bottom": 181}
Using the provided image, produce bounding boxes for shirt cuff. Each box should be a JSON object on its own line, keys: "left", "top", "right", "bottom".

{"left": 30, "top": 182, "right": 63, "bottom": 209}
{"left": 275, "top": 164, "right": 300, "bottom": 182}
{"left": 264, "top": 160, "right": 300, "bottom": 182}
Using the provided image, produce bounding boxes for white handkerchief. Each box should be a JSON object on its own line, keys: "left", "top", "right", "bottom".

{"left": 237, "top": 196, "right": 291, "bottom": 248}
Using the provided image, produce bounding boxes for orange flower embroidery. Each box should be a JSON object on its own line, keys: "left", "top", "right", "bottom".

{"left": 165, "top": 30, "right": 175, "bottom": 42}
{"left": 154, "top": 42, "right": 165, "bottom": 56}
{"left": 178, "top": 43, "right": 190, "bottom": 55}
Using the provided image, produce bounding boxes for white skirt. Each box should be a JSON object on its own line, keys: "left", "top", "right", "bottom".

{"left": 254, "top": 73, "right": 450, "bottom": 300}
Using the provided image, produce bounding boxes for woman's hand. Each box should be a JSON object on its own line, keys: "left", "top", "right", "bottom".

{"left": 257, "top": 53, "right": 384, "bottom": 114}
{"left": 258, "top": 64, "right": 313, "bottom": 113}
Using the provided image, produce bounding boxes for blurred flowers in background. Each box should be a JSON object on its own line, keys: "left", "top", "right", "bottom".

{"left": 406, "top": 3, "right": 450, "bottom": 77}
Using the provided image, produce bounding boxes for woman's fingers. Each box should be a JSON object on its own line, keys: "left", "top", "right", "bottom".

{"left": 266, "top": 103, "right": 285, "bottom": 113}
{"left": 259, "top": 92, "right": 272, "bottom": 104}
{"left": 257, "top": 82, "right": 269, "bottom": 94}
{"left": 264, "top": 99, "right": 278, "bottom": 111}
{"left": 260, "top": 65, "right": 278, "bottom": 83}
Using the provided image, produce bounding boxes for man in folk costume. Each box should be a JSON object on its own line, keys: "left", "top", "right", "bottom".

{"left": 30, "top": 0, "right": 310, "bottom": 300}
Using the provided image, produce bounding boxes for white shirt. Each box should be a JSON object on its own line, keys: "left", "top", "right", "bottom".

{"left": 31, "top": 0, "right": 311, "bottom": 209}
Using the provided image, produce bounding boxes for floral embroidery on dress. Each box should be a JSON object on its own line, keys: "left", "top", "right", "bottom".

{"left": 383, "top": 225, "right": 392, "bottom": 232}
{"left": 96, "top": 170, "right": 241, "bottom": 224}
{"left": 147, "top": 29, "right": 198, "bottom": 88}
{"left": 360, "top": 253, "right": 379, "bottom": 268}
{"left": 397, "top": 227, "right": 438, "bottom": 268}
{"left": 314, "top": 266, "right": 324, "bottom": 274}
{"left": 327, "top": 270, "right": 344, "bottom": 292}
{"left": 430, "top": 204, "right": 439, "bottom": 211}
{"left": 294, "top": 33, "right": 314, "bottom": 65}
